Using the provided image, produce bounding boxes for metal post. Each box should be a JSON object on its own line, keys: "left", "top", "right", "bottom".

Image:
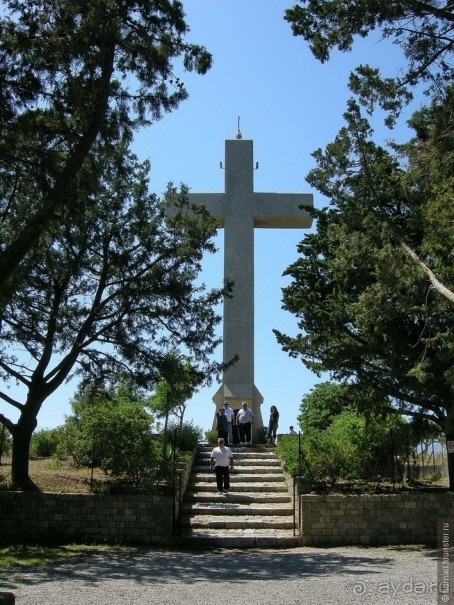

{"left": 293, "top": 473, "right": 297, "bottom": 536}
{"left": 390, "top": 429, "right": 396, "bottom": 489}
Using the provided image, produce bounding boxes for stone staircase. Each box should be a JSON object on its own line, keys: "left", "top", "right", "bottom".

{"left": 176, "top": 445, "right": 301, "bottom": 548}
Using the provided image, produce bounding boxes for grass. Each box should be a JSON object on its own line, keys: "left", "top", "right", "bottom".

{"left": 0, "top": 544, "right": 137, "bottom": 569}
{"left": 0, "top": 457, "right": 108, "bottom": 493}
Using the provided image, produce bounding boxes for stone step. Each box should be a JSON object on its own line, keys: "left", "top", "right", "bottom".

{"left": 184, "top": 491, "right": 291, "bottom": 504}
{"left": 200, "top": 460, "right": 281, "bottom": 467}
{"left": 197, "top": 450, "right": 277, "bottom": 459}
{"left": 190, "top": 473, "right": 286, "bottom": 483}
{"left": 181, "top": 502, "right": 293, "bottom": 516}
{"left": 198, "top": 448, "right": 278, "bottom": 456}
{"left": 193, "top": 460, "right": 282, "bottom": 473}
{"left": 192, "top": 465, "right": 284, "bottom": 474}
{"left": 198, "top": 445, "right": 274, "bottom": 452}
{"left": 181, "top": 515, "right": 294, "bottom": 530}
{"left": 187, "top": 482, "right": 289, "bottom": 493}
{"left": 172, "top": 533, "right": 302, "bottom": 549}
{"left": 177, "top": 445, "right": 299, "bottom": 548}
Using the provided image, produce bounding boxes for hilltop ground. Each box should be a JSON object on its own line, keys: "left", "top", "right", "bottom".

{"left": 0, "top": 457, "right": 448, "bottom": 494}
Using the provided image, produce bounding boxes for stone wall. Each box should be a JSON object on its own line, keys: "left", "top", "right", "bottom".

{"left": 300, "top": 491, "right": 454, "bottom": 546}
{"left": 0, "top": 491, "right": 175, "bottom": 545}
{"left": 0, "top": 450, "right": 196, "bottom": 546}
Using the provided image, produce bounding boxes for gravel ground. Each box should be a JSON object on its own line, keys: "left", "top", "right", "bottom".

{"left": 2, "top": 545, "right": 442, "bottom": 605}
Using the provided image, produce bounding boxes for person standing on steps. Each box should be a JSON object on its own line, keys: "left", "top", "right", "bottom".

{"left": 237, "top": 401, "right": 254, "bottom": 445}
{"left": 216, "top": 407, "right": 229, "bottom": 445}
{"left": 266, "top": 405, "right": 279, "bottom": 445}
{"left": 223, "top": 401, "right": 234, "bottom": 446}
{"left": 210, "top": 437, "right": 234, "bottom": 495}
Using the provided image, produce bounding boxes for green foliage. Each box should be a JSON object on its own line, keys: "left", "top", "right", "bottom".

{"left": 279, "top": 6, "right": 454, "bottom": 484}
{"left": 57, "top": 394, "right": 201, "bottom": 490}
{"left": 0, "top": 0, "right": 221, "bottom": 489}
{"left": 0, "top": 140, "right": 226, "bottom": 488}
{"left": 148, "top": 355, "right": 205, "bottom": 457}
{"left": 167, "top": 421, "right": 202, "bottom": 451}
{"left": 29, "top": 429, "right": 61, "bottom": 458}
{"left": 275, "top": 92, "right": 454, "bottom": 464}
{"left": 298, "top": 382, "right": 352, "bottom": 431}
{"left": 60, "top": 384, "right": 169, "bottom": 489}
{"left": 277, "top": 382, "right": 412, "bottom": 488}
{"left": 149, "top": 357, "right": 204, "bottom": 419}
{"left": 275, "top": 434, "right": 300, "bottom": 475}
{"left": 101, "top": 431, "right": 165, "bottom": 490}
{"left": 205, "top": 430, "right": 218, "bottom": 445}
{"left": 0, "top": 0, "right": 213, "bottom": 287}
{"left": 59, "top": 384, "right": 204, "bottom": 491}
{"left": 0, "top": 426, "right": 12, "bottom": 459}
{"left": 56, "top": 417, "right": 92, "bottom": 469}
{"left": 285, "top": 0, "right": 453, "bottom": 125}
{"left": 302, "top": 411, "right": 365, "bottom": 486}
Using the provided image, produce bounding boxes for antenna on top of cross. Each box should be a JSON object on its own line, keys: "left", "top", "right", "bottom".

{"left": 236, "top": 116, "right": 242, "bottom": 139}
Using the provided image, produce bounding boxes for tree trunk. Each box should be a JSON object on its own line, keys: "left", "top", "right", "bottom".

{"left": 11, "top": 413, "right": 39, "bottom": 491}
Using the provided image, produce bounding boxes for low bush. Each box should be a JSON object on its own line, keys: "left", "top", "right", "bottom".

{"left": 167, "top": 422, "right": 202, "bottom": 451}
{"left": 204, "top": 430, "right": 217, "bottom": 445}
{"left": 30, "top": 428, "right": 61, "bottom": 458}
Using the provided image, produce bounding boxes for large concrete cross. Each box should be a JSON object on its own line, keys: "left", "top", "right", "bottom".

{"left": 189, "top": 133, "right": 313, "bottom": 437}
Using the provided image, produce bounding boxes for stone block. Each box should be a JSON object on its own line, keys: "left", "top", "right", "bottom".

{"left": 0, "top": 593, "right": 15, "bottom": 604}
{"left": 404, "top": 501, "right": 417, "bottom": 509}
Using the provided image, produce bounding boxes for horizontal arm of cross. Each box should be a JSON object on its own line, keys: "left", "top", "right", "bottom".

{"left": 187, "top": 193, "right": 225, "bottom": 227}
{"left": 251, "top": 193, "right": 313, "bottom": 228}
{"left": 188, "top": 192, "right": 313, "bottom": 229}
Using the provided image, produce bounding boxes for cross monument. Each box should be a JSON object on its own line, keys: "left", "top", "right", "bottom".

{"left": 189, "top": 128, "right": 313, "bottom": 438}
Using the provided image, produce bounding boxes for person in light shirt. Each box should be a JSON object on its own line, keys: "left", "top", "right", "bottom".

{"left": 223, "top": 401, "right": 234, "bottom": 445}
{"left": 236, "top": 401, "right": 254, "bottom": 445}
{"left": 210, "top": 437, "right": 234, "bottom": 495}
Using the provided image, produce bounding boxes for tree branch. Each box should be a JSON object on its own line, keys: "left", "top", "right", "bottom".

{"left": 0, "top": 35, "right": 117, "bottom": 292}
{"left": 398, "top": 238, "right": 454, "bottom": 304}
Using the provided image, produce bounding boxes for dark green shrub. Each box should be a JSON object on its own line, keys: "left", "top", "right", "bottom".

{"left": 0, "top": 426, "right": 12, "bottom": 460}
{"left": 302, "top": 411, "right": 364, "bottom": 486}
{"left": 167, "top": 421, "right": 202, "bottom": 451}
{"left": 275, "top": 435, "right": 300, "bottom": 475}
{"left": 30, "top": 428, "right": 60, "bottom": 458}
{"left": 204, "top": 430, "right": 217, "bottom": 445}
{"left": 277, "top": 411, "right": 364, "bottom": 487}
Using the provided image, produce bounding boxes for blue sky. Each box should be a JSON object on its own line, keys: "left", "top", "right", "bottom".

{"left": 7, "top": 1, "right": 421, "bottom": 436}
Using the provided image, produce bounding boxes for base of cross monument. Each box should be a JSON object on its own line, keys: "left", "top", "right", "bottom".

{"left": 211, "top": 383, "right": 265, "bottom": 434}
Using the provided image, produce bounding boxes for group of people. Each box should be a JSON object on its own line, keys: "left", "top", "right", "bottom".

{"left": 215, "top": 401, "right": 283, "bottom": 446}
{"left": 215, "top": 400, "right": 255, "bottom": 446}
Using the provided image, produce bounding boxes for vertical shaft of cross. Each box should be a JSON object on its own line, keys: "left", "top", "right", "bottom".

{"left": 222, "top": 140, "right": 255, "bottom": 402}
{"left": 223, "top": 215, "right": 255, "bottom": 392}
